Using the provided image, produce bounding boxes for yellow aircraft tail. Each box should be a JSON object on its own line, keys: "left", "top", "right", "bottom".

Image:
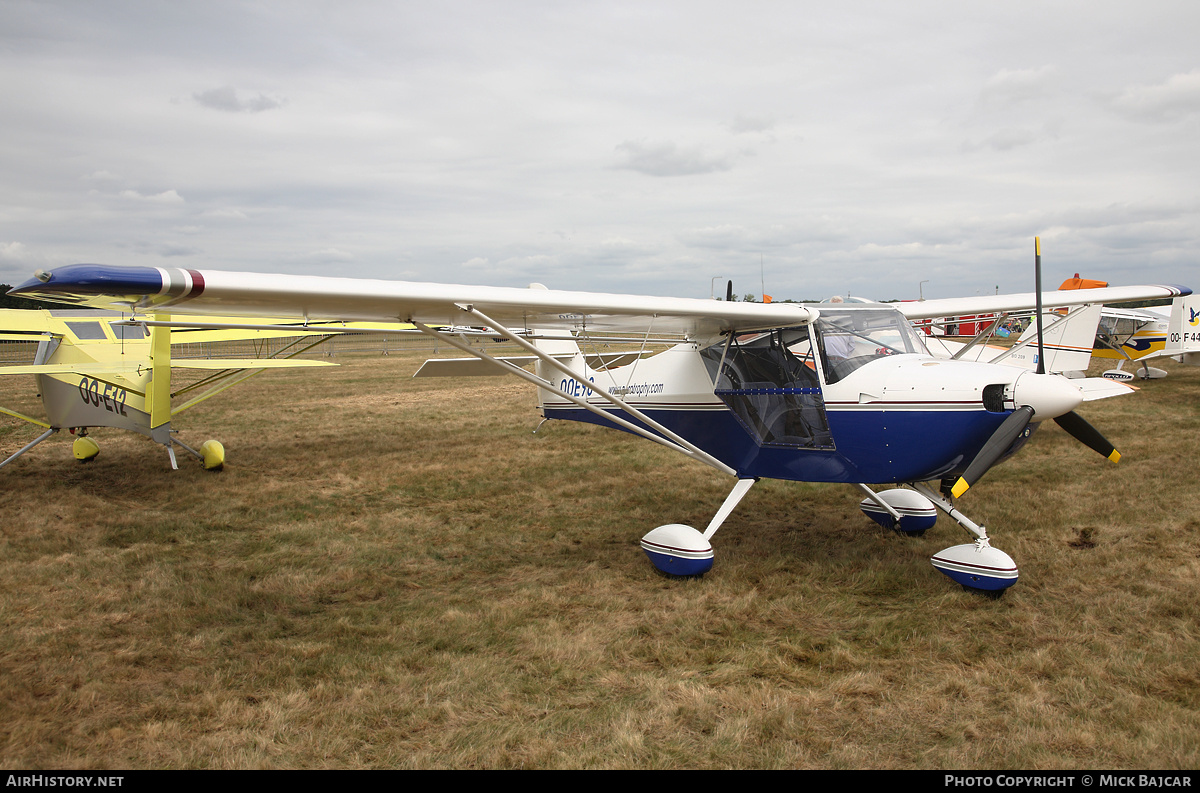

{"left": 147, "top": 313, "right": 172, "bottom": 429}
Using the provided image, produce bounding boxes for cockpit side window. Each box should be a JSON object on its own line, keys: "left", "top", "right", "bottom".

{"left": 700, "top": 326, "right": 833, "bottom": 449}
{"left": 64, "top": 321, "right": 109, "bottom": 341}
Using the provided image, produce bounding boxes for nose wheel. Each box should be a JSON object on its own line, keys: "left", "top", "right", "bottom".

{"left": 909, "top": 482, "right": 1020, "bottom": 594}
{"left": 72, "top": 429, "right": 100, "bottom": 462}
{"left": 640, "top": 478, "right": 756, "bottom": 576}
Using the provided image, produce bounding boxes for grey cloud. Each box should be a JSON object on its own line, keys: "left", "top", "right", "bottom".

{"left": 963, "top": 127, "right": 1042, "bottom": 152}
{"left": 158, "top": 243, "right": 201, "bottom": 257}
{"left": 118, "top": 189, "right": 184, "bottom": 203}
{"left": 728, "top": 115, "right": 775, "bottom": 134}
{"left": 1, "top": 3, "right": 1196, "bottom": 303}
{"left": 193, "top": 86, "right": 283, "bottom": 113}
{"left": 1110, "top": 70, "right": 1200, "bottom": 123}
{"left": 124, "top": 239, "right": 200, "bottom": 259}
{"left": 677, "top": 220, "right": 850, "bottom": 253}
{"left": 0, "top": 241, "right": 48, "bottom": 270}
{"left": 201, "top": 208, "right": 249, "bottom": 220}
{"left": 1052, "top": 201, "right": 1199, "bottom": 235}
{"left": 612, "top": 140, "right": 731, "bottom": 177}
{"left": 302, "top": 248, "right": 355, "bottom": 263}
{"left": 978, "top": 66, "right": 1057, "bottom": 106}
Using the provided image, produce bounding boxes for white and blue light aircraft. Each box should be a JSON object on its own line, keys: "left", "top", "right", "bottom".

{"left": 10, "top": 245, "right": 1194, "bottom": 595}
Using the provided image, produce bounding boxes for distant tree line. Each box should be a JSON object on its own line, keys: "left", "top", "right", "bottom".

{"left": 731, "top": 294, "right": 825, "bottom": 304}
{"left": 724, "top": 293, "right": 1174, "bottom": 309}
{"left": 0, "top": 286, "right": 53, "bottom": 310}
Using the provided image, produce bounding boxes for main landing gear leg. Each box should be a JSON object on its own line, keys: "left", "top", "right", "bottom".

{"left": 909, "top": 482, "right": 1019, "bottom": 596}
{"left": 640, "top": 478, "right": 757, "bottom": 577}
{"left": 169, "top": 435, "right": 226, "bottom": 471}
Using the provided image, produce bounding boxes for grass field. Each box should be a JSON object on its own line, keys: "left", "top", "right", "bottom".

{"left": 1, "top": 346, "right": 1197, "bottom": 769}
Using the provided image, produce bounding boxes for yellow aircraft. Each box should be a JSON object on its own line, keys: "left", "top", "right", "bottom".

{"left": 0, "top": 309, "right": 361, "bottom": 470}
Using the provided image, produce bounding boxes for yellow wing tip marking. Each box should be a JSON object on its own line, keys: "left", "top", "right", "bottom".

{"left": 1108, "top": 449, "right": 1121, "bottom": 464}
{"left": 950, "top": 477, "right": 970, "bottom": 499}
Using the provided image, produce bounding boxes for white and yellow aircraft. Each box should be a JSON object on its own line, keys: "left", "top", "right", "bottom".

{"left": 9, "top": 245, "right": 1194, "bottom": 595}
{"left": 1046, "top": 273, "right": 1182, "bottom": 381}
{"left": 0, "top": 308, "right": 355, "bottom": 470}
{"left": 922, "top": 273, "right": 1200, "bottom": 381}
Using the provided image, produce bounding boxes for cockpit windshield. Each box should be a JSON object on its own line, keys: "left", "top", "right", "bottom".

{"left": 815, "top": 307, "right": 930, "bottom": 384}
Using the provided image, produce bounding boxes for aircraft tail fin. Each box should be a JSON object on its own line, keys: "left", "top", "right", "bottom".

{"left": 1057, "top": 274, "right": 1109, "bottom": 290}
{"left": 1005, "top": 304, "right": 1102, "bottom": 375}
{"left": 1166, "top": 293, "right": 1200, "bottom": 365}
{"left": 527, "top": 284, "right": 585, "bottom": 409}
{"left": 146, "top": 314, "right": 172, "bottom": 428}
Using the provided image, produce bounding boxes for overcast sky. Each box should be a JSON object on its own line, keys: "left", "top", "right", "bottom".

{"left": 1, "top": 1, "right": 1198, "bottom": 301}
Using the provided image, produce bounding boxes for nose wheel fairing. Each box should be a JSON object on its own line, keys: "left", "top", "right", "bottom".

{"left": 640, "top": 524, "right": 714, "bottom": 576}
{"left": 930, "top": 542, "right": 1019, "bottom": 592}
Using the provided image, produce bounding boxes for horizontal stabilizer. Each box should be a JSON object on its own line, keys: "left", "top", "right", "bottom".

{"left": 414, "top": 356, "right": 537, "bottom": 378}
{"left": 414, "top": 352, "right": 645, "bottom": 378}
{"left": 0, "top": 362, "right": 149, "bottom": 376}
{"left": 1075, "top": 377, "right": 1136, "bottom": 401}
{"left": 0, "top": 332, "right": 55, "bottom": 342}
{"left": 169, "top": 358, "right": 336, "bottom": 370}
{"left": 0, "top": 358, "right": 335, "bottom": 377}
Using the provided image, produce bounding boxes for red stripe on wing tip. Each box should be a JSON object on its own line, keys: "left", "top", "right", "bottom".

{"left": 185, "top": 270, "right": 205, "bottom": 298}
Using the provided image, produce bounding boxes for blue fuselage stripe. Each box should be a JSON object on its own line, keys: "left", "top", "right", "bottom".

{"left": 543, "top": 404, "right": 1018, "bottom": 482}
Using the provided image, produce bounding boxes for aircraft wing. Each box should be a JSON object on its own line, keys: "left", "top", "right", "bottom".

{"left": 0, "top": 359, "right": 334, "bottom": 376}
{"left": 169, "top": 359, "right": 336, "bottom": 370}
{"left": 1100, "top": 305, "right": 1171, "bottom": 323}
{"left": 413, "top": 351, "right": 645, "bottom": 378}
{"left": 0, "top": 362, "right": 154, "bottom": 376}
{"left": 1077, "top": 378, "right": 1137, "bottom": 401}
{"left": 0, "top": 332, "right": 54, "bottom": 342}
{"left": 163, "top": 318, "right": 412, "bottom": 343}
{"left": 0, "top": 309, "right": 55, "bottom": 334}
{"left": 10, "top": 264, "right": 817, "bottom": 338}
{"left": 10, "top": 264, "right": 1188, "bottom": 338}
{"left": 898, "top": 285, "right": 1190, "bottom": 321}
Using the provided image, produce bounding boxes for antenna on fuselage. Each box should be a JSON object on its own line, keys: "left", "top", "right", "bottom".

{"left": 760, "top": 254, "right": 765, "bottom": 302}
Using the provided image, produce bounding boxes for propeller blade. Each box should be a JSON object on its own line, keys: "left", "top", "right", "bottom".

{"left": 950, "top": 405, "right": 1035, "bottom": 498}
{"left": 1034, "top": 237, "right": 1046, "bottom": 375}
{"left": 726, "top": 280, "right": 733, "bottom": 302}
{"left": 1053, "top": 410, "right": 1121, "bottom": 464}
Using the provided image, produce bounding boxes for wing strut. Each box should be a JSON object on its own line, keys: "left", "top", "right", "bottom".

{"left": 412, "top": 316, "right": 737, "bottom": 477}
{"left": 983, "top": 305, "right": 1092, "bottom": 366}
{"left": 456, "top": 305, "right": 738, "bottom": 475}
{"left": 854, "top": 483, "right": 904, "bottom": 524}
{"left": 947, "top": 314, "right": 1008, "bottom": 360}
{"left": 0, "top": 428, "right": 58, "bottom": 470}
